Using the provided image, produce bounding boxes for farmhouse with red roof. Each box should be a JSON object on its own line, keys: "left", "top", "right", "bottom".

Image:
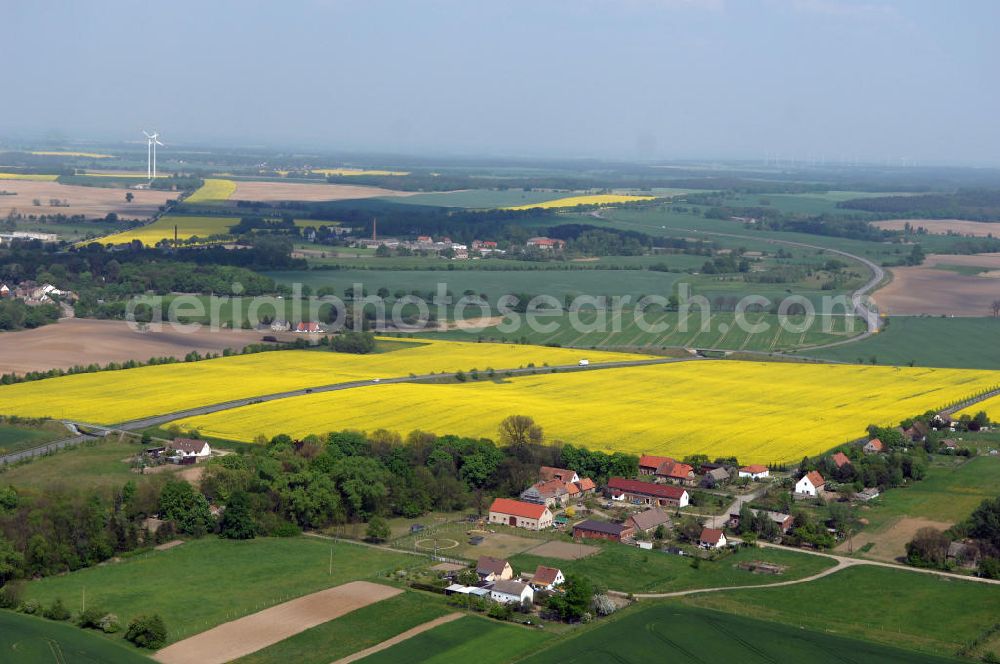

{"left": 488, "top": 498, "right": 553, "bottom": 530}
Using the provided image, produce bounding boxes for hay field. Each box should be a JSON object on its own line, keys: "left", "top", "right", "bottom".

{"left": 504, "top": 194, "right": 655, "bottom": 210}
{"left": 0, "top": 178, "right": 175, "bottom": 219}
{"left": 93, "top": 214, "right": 240, "bottom": 245}
{"left": 872, "top": 218, "right": 1000, "bottom": 237}
{"left": 311, "top": 168, "right": 409, "bottom": 176}
{"left": 29, "top": 150, "right": 114, "bottom": 158}
{"left": 232, "top": 180, "right": 414, "bottom": 202}
{"left": 0, "top": 339, "right": 649, "bottom": 424}
{"left": 176, "top": 361, "right": 1000, "bottom": 463}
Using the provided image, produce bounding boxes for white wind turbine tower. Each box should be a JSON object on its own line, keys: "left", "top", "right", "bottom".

{"left": 143, "top": 130, "right": 164, "bottom": 182}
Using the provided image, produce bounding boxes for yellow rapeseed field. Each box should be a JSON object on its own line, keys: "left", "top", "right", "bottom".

{"left": 90, "top": 214, "right": 240, "bottom": 246}
{"left": 956, "top": 393, "right": 1000, "bottom": 422}
{"left": 185, "top": 178, "right": 237, "bottom": 204}
{"left": 175, "top": 361, "right": 1000, "bottom": 464}
{"left": 0, "top": 340, "right": 648, "bottom": 425}
{"left": 504, "top": 194, "right": 655, "bottom": 210}
{"left": 0, "top": 173, "right": 59, "bottom": 181}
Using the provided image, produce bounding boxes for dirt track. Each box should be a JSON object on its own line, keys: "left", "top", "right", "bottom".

{"left": 232, "top": 180, "right": 414, "bottom": 203}
{"left": 154, "top": 581, "right": 401, "bottom": 664}
{"left": 332, "top": 613, "right": 464, "bottom": 664}
{"left": 0, "top": 318, "right": 279, "bottom": 375}
{"left": 0, "top": 178, "right": 175, "bottom": 220}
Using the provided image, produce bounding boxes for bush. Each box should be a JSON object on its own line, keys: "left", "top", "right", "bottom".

{"left": 100, "top": 613, "right": 121, "bottom": 633}
{"left": 0, "top": 580, "right": 24, "bottom": 609}
{"left": 43, "top": 598, "right": 70, "bottom": 621}
{"left": 592, "top": 593, "right": 617, "bottom": 616}
{"left": 78, "top": 606, "right": 106, "bottom": 629}
{"left": 125, "top": 614, "right": 167, "bottom": 649}
{"left": 19, "top": 598, "right": 40, "bottom": 615}
{"left": 487, "top": 602, "right": 513, "bottom": 621}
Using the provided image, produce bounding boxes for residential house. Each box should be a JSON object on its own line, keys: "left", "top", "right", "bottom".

{"left": 831, "top": 452, "right": 851, "bottom": 469}
{"left": 626, "top": 507, "right": 672, "bottom": 535}
{"left": 476, "top": 556, "right": 513, "bottom": 583}
{"left": 573, "top": 519, "right": 634, "bottom": 543}
{"left": 270, "top": 319, "right": 291, "bottom": 332}
{"left": 529, "top": 565, "right": 565, "bottom": 591}
{"left": 0, "top": 284, "right": 9, "bottom": 298}
{"left": 941, "top": 439, "right": 958, "bottom": 450}
{"left": 855, "top": 487, "right": 880, "bottom": 502}
{"left": 657, "top": 461, "right": 696, "bottom": 486}
{"left": 701, "top": 467, "right": 731, "bottom": 488}
{"left": 794, "top": 470, "right": 825, "bottom": 497}
{"left": 699, "top": 527, "right": 727, "bottom": 549}
{"left": 638, "top": 454, "right": 672, "bottom": 476}
{"left": 519, "top": 479, "right": 569, "bottom": 508}
{"left": 575, "top": 477, "right": 596, "bottom": 494}
{"left": 295, "top": 321, "right": 322, "bottom": 333}
{"left": 488, "top": 498, "right": 553, "bottom": 530}
{"left": 728, "top": 508, "right": 794, "bottom": 533}
{"left": 738, "top": 465, "right": 770, "bottom": 480}
{"left": 168, "top": 438, "right": 212, "bottom": 459}
{"left": 904, "top": 421, "right": 930, "bottom": 442}
{"left": 538, "top": 466, "right": 579, "bottom": 483}
{"left": 490, "top": 580, "right": 534, "bottom": 605}
{"left": 526, "top": 237, "right": 566, "bottom": 250}
{"left": 607, "top": 477, "right": 689, "bottom": 508}
{"left": 864, "top": 438, "right": 884, "bottom": 454}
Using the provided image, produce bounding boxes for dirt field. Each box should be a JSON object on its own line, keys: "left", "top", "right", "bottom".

{"left": 0, "top": 318, "right": 282, "bottom": 375}
{"left": 875, "top": 253, "right": 1000, "bottom": 316}
{"left": 154, "top": 581, "right": 401, "bottom": 664}
{"left": 0, "top": 178, "right": 175, "bottom": 220}
{"left": 525, "top": 540, "right": 600, "bottom": 560}
{"left": 838, "top": 517, "right": 953, "bottom": 562}
{"left": 231, "top": 181, "right": 414, "bottom": 203}
{"left": 872, "top": 219, "right": 1000, "bottom": 237}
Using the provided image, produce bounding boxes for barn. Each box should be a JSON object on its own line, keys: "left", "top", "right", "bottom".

{"left": 488, "top": 498, "right": 553, "bottom": 530}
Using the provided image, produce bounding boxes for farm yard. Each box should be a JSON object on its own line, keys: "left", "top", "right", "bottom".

{"left": 0, "top": 339, "right": 649, "bottom": 424}
{"left": 176, "top": 360, "right": 1000, "bottom": 463}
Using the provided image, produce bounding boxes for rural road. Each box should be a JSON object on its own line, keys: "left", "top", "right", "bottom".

{"left": 0, "top": 355, "right": 696, "bottom": 465}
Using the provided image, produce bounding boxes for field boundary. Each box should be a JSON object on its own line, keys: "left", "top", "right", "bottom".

{"left": 330, "top": 612, "right": 463, "bottom": 664}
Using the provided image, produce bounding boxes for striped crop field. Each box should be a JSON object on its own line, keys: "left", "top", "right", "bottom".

{"left": 0, "top": 339, "right": 649, "bottom": 424}
{"left": 504, "top": 194, "right": 655, "bottom": 210}
{"left": 90, "top": 214, "right": 240, "bottom": 246}
{"left": 185, "top": 177, "right": 237, "bottom": 204}
{"left": 0, "top": 172, "right": 59, "bottom": 181}
{"left": 175, "top": 362, "right": 1000, "bottom": 464}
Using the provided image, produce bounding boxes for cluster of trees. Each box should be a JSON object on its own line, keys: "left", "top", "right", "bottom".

{"left": 0, "top": 298, "right": 59, "bottom": 331}
{"left": 839, "top": 189, "right": 1000, "bottom": 222}
{"left": 907, "top": 497, "right": 1000, "bottom": 579}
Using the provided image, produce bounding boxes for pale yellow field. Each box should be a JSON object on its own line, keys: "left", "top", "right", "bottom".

{"left": 89, "top": 214, "right": 240, "bottom": 246}
{"left": 185, "top": 178, "right": 237, "bottom": 204}
{"left": 176, "top": 362, "right": 1000, "bottom": 464}
{"left": 0, "top": 173, "right": 58, "bottom": 181}
{"left": 310, "top": 168, "right": 409, "bottom": 176}
{"left": 30, "top": 151, "right": 114, "bottom": 159}
{"left": 956, "top": 394, "right": 1000, "bottom": 422}
{"left": 504, "top": 194, "right": 655, "bottom": 210}
{"left": 0, "top": 339, "right": 648, "bottom": 424}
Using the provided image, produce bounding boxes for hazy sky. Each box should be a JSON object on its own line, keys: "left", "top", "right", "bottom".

{"left": 3, "top": 0, "right": 998, "bottom": 164}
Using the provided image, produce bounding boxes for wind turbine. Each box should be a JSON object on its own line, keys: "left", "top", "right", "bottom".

{"left": 143, "top": 130, "right": 164, "bottom": 181}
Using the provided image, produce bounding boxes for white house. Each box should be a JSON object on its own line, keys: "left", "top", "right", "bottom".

{"left": 529, "top": 565, "right": 565, "bottom": 591}
{"left": 795, "top": 470, "right": 825, "bottom": 497}
{"left": 490, "top": 580, "right": 534, "bottom": 605}
{"left": 738, "top": 465, "right": 770, "bottom": 480}
{"left": 699, "top": 527, "right": 727, "bottom": 549}
{"left": 169, "top": 438, "right": 212, "bottom": 459}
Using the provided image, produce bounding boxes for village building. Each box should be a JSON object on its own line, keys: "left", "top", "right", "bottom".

{"left": 519, "top": 479, "right": 569, "bottom": 508}
{"left": 529, "top": 565, "right": 565, "bottom": 591}
{"left": 855, "top": 487, "right": 880, "bottom": 502}
{"left": 864, "top": 438, "right": 884, "bottom": 454}
{"left": 904, "top": 421, "right": 930, "bottom": 442}
{"left": 728, "top": 508, "right": 795, "bottom": 533}
{"left": 699, "top": 527, "right": 727, "bottom": 549}
{"left": 626, "top": 507, "right": 673, "bottom": 535}
{"left": 831, "top": 452, "right": 851, "bottom": 469}
{"left": 295, "top": 321, "right": 322, "bottom": 333}
{"left": 168, "top": 438, "right": 212, "bottom": 459}
{"left": 490, "top": 579, "right": 534, "bottom": 605}
{"left": 701, "top": 467, "right": 731, "bottom": 488}
{"left": 270, "top": 319, "right": 291, "bottom": 332}
{"left": 738, "top": 465, "right": 770, "bottom": 480}
{"left": 607, "top": 477, "right": 689, "bottom": 508}
{"left": 526, "top": 236, "right": 566, "bottom": 250}
{"left": 488, "top": 498, "right": 553, "bottom": 530}
{"left": 476, "top": 556, "right": 513, "bottom": 582}
{"left": 794, "top": 470, "right": 825, "bottom": 497}
{"left": 538, "top": 466, "right": 579, "bottom": 483}
{"left": 573, "top": 519, "right": 634, "bottom": 543}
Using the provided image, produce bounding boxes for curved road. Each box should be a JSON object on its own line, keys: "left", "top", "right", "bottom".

{"left": 0, "top": 356, "right": 697, "bottom": 465}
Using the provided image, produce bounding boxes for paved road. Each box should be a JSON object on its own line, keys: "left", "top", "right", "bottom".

{"left": 0, "top": 356, "right": 696, "bottom": 465}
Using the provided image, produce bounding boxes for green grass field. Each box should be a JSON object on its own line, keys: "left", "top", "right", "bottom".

{"left": 860, "top": 454, "right": 1000, "bottom": 532}
{"left": 0, "top": 610, "right": 150, "bottom": 663}
{"left": 0, "top": 421, "right": 63, "bottom": 456}
{"left": 523, "top": 602, "right": 961, "bottom": 664}
{"left": 386, "top": 189, "right": 571, "bottom": 208}
{"left": 684, "top": 565, "right": 1000, "bottom": 657}
{"left": 355, "top": 615, "right": 551, "bottom": 664}
{"left": 22, "top": 536, "right": 415, "bottom": 644}
{"left": 510, "top": 543, "right": 836, "bottom": 594}
{"left": 0, "top": 437, "right": 175, "bottom": 491}
{"left": 234, "top": 591, "right": 450, "bottom": 664}
{"left": 805, "top": 316, "right": 1000, "bottom": 370}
